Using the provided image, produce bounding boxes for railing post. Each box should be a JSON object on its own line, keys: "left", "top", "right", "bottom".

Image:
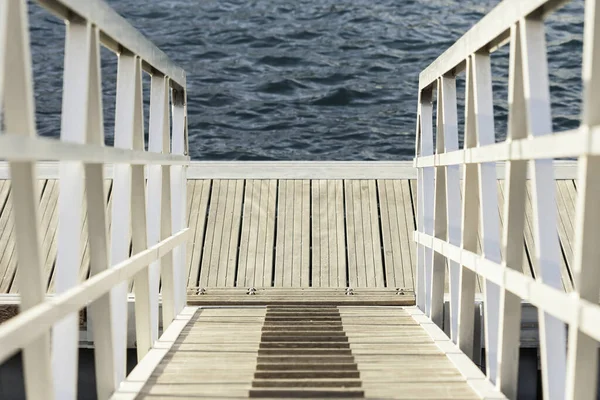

{"left": 439, "top": 75, "right": 461, "bottom": 343}
{"left": 521, "top": 16, "right": 567, "bottom": 400}
{"left": 54, "top": 18, "right": 118, "bottom": 399}
{"left": 565, "top": 0, "right": 600, "bottom": 398}
{"left": 496, "top": 23, "right": 527, "bottom": 399}
{"left": 431, "top": 78, "right": 447, "bottom": 327}
{"left": 111, "top": 51, "right": 145, "bottom": 385}
{"left": 0, "top": 1, "right": 54, "bottom": 399}
{"left": 171, "top": 86, "right": 188, "bottom": 314}
{"left": 148, "top": 73, "right": 175, "bottom": 329}
{"left": 458, "top": 56, "right": 479, "bottom": 361}
{"left": 472, "top": 51, "right": 502, "bottom": 384}
{"left": 416, "top": 88, "right": 434, "bottom": 315}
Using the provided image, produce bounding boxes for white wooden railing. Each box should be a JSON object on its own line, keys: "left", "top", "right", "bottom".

{"left": 0, "top": 1, "right": 189, "bottom": 399}
{"left": 414, "top": 0, "right": 600, "bottom": 399}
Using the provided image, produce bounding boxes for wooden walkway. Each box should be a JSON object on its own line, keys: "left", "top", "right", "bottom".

{"left": 115, "top": 306, "right": 492, "bottom": 400}
{"left": 0, "top": 177, "right": 579, "bottom": 297}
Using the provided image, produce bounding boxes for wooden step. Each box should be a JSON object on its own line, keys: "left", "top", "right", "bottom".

{"left": 261, "top": 335, "right": 348, "bottom": 342}
{"left": 250, "top": 388, "right": 364, "bottom": 398}
{"left": 257, "top": 356, "right": 356, "bottom": 364}
{"left": 249, "top": 388, "right": 365, "bottom": 398}
{"left": 252, "top": 379, "right": 362, "bottom": 388}
{"left": 258, "top": 349, "right": 353, "bottom": 356}
{"left": 257, "top": 363, "right": 358, "bottom": 371}
{"left": 260, "top": 342, "right": 350, "bottom": 349}
{"left": 262, "top": 326, "right": 345, "bottom": 332}
{"left": 255, "top": 371, "right": 361, "bottom": 379}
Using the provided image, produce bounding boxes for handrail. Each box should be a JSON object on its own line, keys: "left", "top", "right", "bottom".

{"left": 414, "top": 0, "right": 600, "bottom": 399}
{"left": 36, "top": 0, "right": 186, "bottom": 89}
{"left": 0, "top": 1, "right": 189, "bottom": 400}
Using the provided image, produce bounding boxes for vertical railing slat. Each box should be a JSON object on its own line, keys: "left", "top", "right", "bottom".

{"left": 565, "top": 0, "right": 600, "bottom": 398}
{"left": 1, "top": 1, "right": 54, "bottom": 399}
{"left": 418, "top": 90, "right": 435, "bottom": 318}
{"left": 53, "top": 19, "right": 95, "bottom": 399}
{"left": 111, "top": 52, "right": 144, "bottom": 385}
{"left": 496, "top": 23, "right": 527, "bottom": 399}
{"left": 521, "top": 16, "right": 567, "bottom": 400}
{"left": 171, "top": 87, "right": 188, "bottom": 314}
{"left": 472, "top": 52, "right": 502, "bottom": 384}
{"left": 458, "top": 56, "right": 479, "bottom": 361}
{"left": 431, "top": 78, "right": 447, "bottom": 327}
{"left": 440, "top": 75, "right": 461, "bottom": 344}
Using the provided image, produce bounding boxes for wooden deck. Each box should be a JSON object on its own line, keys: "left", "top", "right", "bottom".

{"left": 0, "top": 175, "right": 580, "bottom": 300}
{"left": 114, "top": 306, "right": 493, "bottom": 400}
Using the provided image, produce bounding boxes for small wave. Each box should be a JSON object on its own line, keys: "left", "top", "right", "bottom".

{"left": 256, "top": 79, "right": 307, "bottom": 94}
{"left": 257, "top": 55, "right": 304, "bottom": 67}
{"left": 310, "top": 88, "right": 373, "bottom": 106}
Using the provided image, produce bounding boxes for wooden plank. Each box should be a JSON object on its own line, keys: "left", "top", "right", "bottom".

{"left": 256, "top": 180, "right": 276, "bottom": 287}
{"left": 186, "top": 180, "right": 211, "bottom": 289}
{"left": 312, "top": 181, "right": 345, "bottom": 288}
{"left": 498, "top": 180, "right": 532, "bottom": 278}
{"left": 555, "top": 180, "right": 575, "bottom": 292}
{"left": 345, "top": 180, "right": 365, "bottom": 287}
{"left": 236, "top": 180, "right": 255, "bottom": 287}
{"left": 344, "top": 180, "right": 384, "bottom": 288}
{"left": 224, "top": 180, "right": 244, "bottom": 286}
{"left": 136, "top": 308, "right": 265, "bottom": 399}
{"left": 1, "top": 180, "right": 47, "bottom": 293}
{"left": 524, "top": 182, "right": 571, "bottom": 291}
{"left": 262, "top": 180, "right": 277, "bottom": 287}
{"left": 184, "top": 180, "right": 198, "bottom": 287}
{"left": 301, "top": 180, "right": 310, "bottom": 287}
{"left": 0, "top": 181, "right": 13, "bottom": 293}
{"left": 274, "top": 180, "right": 310, "bottom": 287}
{"left": 399, "top": 180, "right": 416, "bottom": 291}
{"left": 341, "top": 308, "right": 480, "bottom": 399}
{"left": 201, "top": 180, "right": 243, "bottom": 287}
{"left": 378, "top": 180, "right": 403, "bottom": 288}
{"left": 292, "top": 180, "right": 303, "bottom": 287}
{"left": 237, "top": 180, "right": 276, "bottom": 288}
{"left": 199, "top": 180, "right": 225, "bottom": 287}
{"left": 311, "top": 180, "right": 323, "bottom": 287}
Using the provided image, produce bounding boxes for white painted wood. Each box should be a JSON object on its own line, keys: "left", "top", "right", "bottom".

{"left": 417, "top": 91, "right": 434, "bottom": 316}
{"left": 171, "top": 89, "right": 187, "bottom": 314}
{"left": 440, "top": 75, "right": 462, "bottom": 345}
{"left": 565, "top": 1, "right": 600, "bottom": 398}
{"left": 110, "top": 52, "right": 143, "bottom": 386}
{"left": 458, "top": 56, "right": 478, "bottom": 362}
{"left": 496, "top": 23, "right": 527, "bottom": 399}
{"left": 0, "top": 132, "right": 188, "bottom": 165}
{"left": 147, "top": 74, "right": 169, "bottom": 343}
{"left": 521, "top": 17, "right": 566, "bottom": 400}
{"left": 472, "top": 52, "right": 502, "bottom": 385}
{"left": 419, "top": 0, "right": 569, "bottom": 90}
{"left": 110, "top": 307, "right": 198, "bottom": 400}
{"left": 0, "top": 160, "right": 580, "bottom": 180}
{"left": 32, "top": 1, "right": 185, "bottom": 88}
{"left": 406, "top": 307, "right": 507, "bottom": 400}
{"left": 431, "top": 78, "right": 447, "bottom": 327}
{"left": 1, "top": 1, "right": 190, "bottom": 398}
{"left": 0, "top": 1, "right": 54, "bottom": 399}
{"left": 0, "top": 229, "right": 189, "bottom": 365}
{"left": 53, "top": 20, "right": 98, "bottom": 399}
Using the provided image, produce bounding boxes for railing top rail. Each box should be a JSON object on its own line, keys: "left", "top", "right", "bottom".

{"left": 37, "top": 0, "right": 186, "bottom": 89}
{"left": 418, "top": 0, "right": 568, "bottom": 91}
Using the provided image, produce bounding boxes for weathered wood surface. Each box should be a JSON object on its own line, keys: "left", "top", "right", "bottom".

{"left": 0, "top": 178, "right": 578, "bottom": 296}
{"left": 134, "top": 306, "right": 481, "bottom": 399}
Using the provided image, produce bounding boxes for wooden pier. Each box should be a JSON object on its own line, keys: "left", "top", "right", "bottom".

{"left": 0, "top": 162, "right": 579, "bottom": 305}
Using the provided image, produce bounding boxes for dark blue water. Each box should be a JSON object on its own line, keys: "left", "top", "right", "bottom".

{"left": 27, "top": 0, "right": 584, "bottom": 160}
